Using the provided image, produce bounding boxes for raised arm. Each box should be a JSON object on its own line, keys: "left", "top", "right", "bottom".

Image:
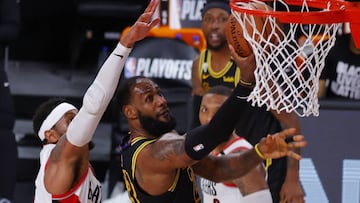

{"left": 65, "top": 0, "right": 160, "bottom": 149}
{"left": 44, "top": 0, "right": 160, "bottom": 194}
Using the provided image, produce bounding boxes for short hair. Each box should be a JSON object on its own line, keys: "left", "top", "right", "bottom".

{"left": 205, "top": 85, "right": 232, "bottom": 97}
{"left": 116, "top": 76, "right": 147, "bottom": 111}
{"left": 32, "top": 98, "right": 71, "bottom": 142}
{"left": 201, "top": 0, "right": 231, "bottom": 17}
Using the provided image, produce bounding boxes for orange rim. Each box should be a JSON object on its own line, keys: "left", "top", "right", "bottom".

{"left": 230, "top": 0, "right": 357, "bottom": 24}
{"left": 230, "top": 0, "right": 360, "bottom": 47}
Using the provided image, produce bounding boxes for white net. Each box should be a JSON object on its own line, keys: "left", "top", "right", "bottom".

{"left": 232, "top": 0, "right": 341, "bottom": 116}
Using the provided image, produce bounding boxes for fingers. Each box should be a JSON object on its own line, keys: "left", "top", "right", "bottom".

{"left": 275, "top": 128, "right": 297, "bottom": 139}
{"left": 144, "top": 0, "right": 159, "bottom": 14}
{"left": 149, "top": 17, "right": 161, "bottom": 29}
{"left": 229, "top": 45, "right": 256, "bottom": 83}
{"left": 287, "top": 138, "right": 307, "bottom": 149}
{"left": 286, "top": 150, "right": 302, "bottom": 160}
{"left": 138, "top": 0, "right": 160, "bottom": 24}
{"left": 229, "top": 44, "right": 238, "bottom": 60}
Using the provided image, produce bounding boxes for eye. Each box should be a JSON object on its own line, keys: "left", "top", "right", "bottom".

{"left": 200, "top": 106, "right": 207, "bottom": 113}
{"left": 203, "top": 16, "right": 214, "bottom": 24}
{"left": 145, "top": 95, "right": 154, "bottom": 103}
{"left": 220, "top": 17, "right": 228, "bottom": 23}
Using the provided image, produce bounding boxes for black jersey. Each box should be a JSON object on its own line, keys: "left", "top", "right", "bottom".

{"left": 121, "top": 137, "right": 201, "bottom": 203}
{"left": 321, "top": 34, "right": 360, "bottom": 100}
{"left": 198, "top": 49, "right": 240, "bottom": 92}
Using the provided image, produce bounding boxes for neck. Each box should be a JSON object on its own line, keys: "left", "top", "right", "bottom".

{"left": 128, "top": 128, "right": 152, "bottom": 140}
{"left": 209, "top": 44, "right": 231, "bottom": 57}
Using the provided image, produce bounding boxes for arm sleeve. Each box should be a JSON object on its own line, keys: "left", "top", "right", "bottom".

{"left": 185, "top": 84, "right": 252, "bottom": 160}
{"left": 66, "top": 43, "right": 132, "bottom": 147}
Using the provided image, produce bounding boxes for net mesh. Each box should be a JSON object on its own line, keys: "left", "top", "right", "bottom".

{"left": 232, "top": 0, "right": 341, "bottom": 116}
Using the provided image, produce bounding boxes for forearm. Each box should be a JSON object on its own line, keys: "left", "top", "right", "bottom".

{"left": 193, "top": 148, "right": 263, "bottom": 182}
{"left": 67, "top": 43, "right": 131, "bottom": 146}
{"left": 273, "top": 111, "right": 302, "bottom": 179}
{"left": 286, "top": 148, "right": 300, "bottom": 180}
{"left": 185, "top": 84, "right": 252, "bottom": 160}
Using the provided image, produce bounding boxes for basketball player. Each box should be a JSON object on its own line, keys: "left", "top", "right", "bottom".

{"left": 198, "top": 85, "right": 272, "bottom": 203}
{"left": 191, "top": 0, "right": 304, "bottom": 202}
{"left": 32, "top": 1, "right": 161, "bottom": 202}
{"left": 117, "top": 51, "right": 307, "bottom": 202}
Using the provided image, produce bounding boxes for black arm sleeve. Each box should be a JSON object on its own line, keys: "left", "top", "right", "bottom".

{"left": 185, "top": 84, "right": 252, "bottom": 160}
{"left": 191, "top": 95, "right": 202, "bottom": 129}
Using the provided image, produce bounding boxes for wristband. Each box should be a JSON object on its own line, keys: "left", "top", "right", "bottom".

{"left": 239, "top": 79, "right": 255, "bottom": 88}
{"left": 254, "top": 144, "right": 265, "bottom": 159}
{"left": 254, "top": 144, "right": 272, "bottom": 170}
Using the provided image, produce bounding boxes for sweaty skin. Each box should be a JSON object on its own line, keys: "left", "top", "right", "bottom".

{"left": 133, "top": 78, "right": 159, "bottom": 95}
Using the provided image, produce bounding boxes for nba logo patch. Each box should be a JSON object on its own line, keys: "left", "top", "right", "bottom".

{"left": 124, "top": 57, "right": 137, "bottom": 78}
{"left": 193, "top": 144, "right": 204, "bottom": 152}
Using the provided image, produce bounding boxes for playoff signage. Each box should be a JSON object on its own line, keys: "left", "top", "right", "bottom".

{"left": 169, "top": 0, "right": 205, "bottom": 29}
{"left": 124, "top": 37, "right": 199, "bottom": 86}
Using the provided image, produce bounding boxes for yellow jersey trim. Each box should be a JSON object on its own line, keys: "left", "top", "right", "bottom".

{"left": 131, "top": 138, "right": 157, "bottom": 179}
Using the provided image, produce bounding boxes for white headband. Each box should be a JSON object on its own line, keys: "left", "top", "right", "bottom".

{"left": 38, "top": 102, "right": 77, "bottom": 141}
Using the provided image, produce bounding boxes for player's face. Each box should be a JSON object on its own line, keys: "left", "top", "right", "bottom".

{"left": 131, "top": 78, "right": 176, "bottom": 137}
{"left": 202, "top": 8, "right": 230, "bottom": 51}
{"left": 50, "top": 109, "right": 77, "bottom": 142}
{"left": 199, "top": 93, "right": 228, "bottom": 125}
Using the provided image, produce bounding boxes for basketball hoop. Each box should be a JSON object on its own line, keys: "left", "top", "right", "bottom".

{"left": 230, "top": 0, "right": 360, "bottom": 116}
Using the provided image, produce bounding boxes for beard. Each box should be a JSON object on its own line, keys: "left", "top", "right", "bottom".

{"left": 206, "top": 37, "right": 228, "bottom": 51}
{"left": 138, "top": 112, "right": 176, "bottom": 138}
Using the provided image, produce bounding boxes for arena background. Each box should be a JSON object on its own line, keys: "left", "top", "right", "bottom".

{"left": 3, "top": 0, "right": 360, "bottom": 202}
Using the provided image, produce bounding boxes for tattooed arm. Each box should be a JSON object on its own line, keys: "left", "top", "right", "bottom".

{"left": 192, "top": 148, "right": 264, "bottom": 182}
{"left": 135, "top": 128, "right": 305, "bottom": 196}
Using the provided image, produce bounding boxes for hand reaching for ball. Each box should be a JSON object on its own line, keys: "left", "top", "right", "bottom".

{"left": 229, "top": 44, "right": 256, "bottom": 86}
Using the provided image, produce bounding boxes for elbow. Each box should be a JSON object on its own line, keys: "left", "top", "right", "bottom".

{"left": 83, "top": 81, "right": 107, "bottom": 115}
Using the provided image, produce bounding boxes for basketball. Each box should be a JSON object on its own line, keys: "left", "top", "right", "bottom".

{"left": 225, "top": 2, "right": 276, "bottom": 57}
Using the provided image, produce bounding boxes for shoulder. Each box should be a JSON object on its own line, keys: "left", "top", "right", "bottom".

{"left": 156, "top": 131, "right": 185, "bottom": 144}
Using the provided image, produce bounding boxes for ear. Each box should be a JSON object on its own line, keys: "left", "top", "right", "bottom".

{"left": 44, "top": 129, "right": 58, "bottom": 143}
{"left": 123, "top": 105, "right": 138, "bottom": 120}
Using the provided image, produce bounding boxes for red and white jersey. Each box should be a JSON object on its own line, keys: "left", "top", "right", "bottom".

{"left": 34, "top": 144, "right": 102, "bottom": 203}
{"left": 200, "top": 136, "right": 252, "bottom": 203}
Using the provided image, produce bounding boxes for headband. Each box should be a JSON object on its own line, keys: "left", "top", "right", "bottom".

{"left": 38, "top": 102, "right": 77, "bottom": 141}
{"left": 201, "top": 1, "right": 231, "bottom": 17}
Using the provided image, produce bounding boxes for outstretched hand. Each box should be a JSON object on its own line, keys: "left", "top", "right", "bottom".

{"left": 229, "top": 44, "right": 256, "bottom": 84}
{"left": 120, "top": 0, "right": 160, "bottom": 48}
{"left": 257, "top": 128, "right": 306, "bottom": 160}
